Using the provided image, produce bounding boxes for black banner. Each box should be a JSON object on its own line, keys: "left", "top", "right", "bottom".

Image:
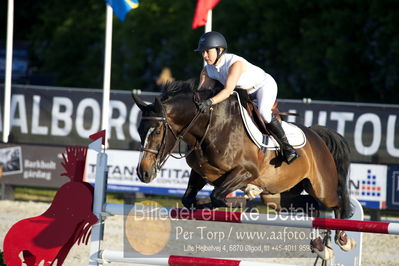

{"left": 0, "top": 85, "right": 157, "bottom": 150}
{"left": 278, "top": 100, "right": 399, "bottom": 164}
{"left": 1, "top": 85, "right": 398, "bottom": 165}
{"left": 0, "top": 144, "right": 67, "bottom": 188}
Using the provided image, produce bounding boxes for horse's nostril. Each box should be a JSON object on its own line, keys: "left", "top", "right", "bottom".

{"left": 137, "top": 165, "right": 154, "bottom": 183}
{"left": 141, "top": 170, "right": 152, "bottom": 183}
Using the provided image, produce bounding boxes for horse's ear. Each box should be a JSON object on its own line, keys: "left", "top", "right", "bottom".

{"left": 154, "top": 97, "right": 163, "bottom": 114}
{"left": 131, "top": 92, "right": 148, "bottom": 111}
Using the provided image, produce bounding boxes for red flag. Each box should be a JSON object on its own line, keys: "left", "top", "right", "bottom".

{"left": 192, "top": 0, "right": 221, "bottom": 29}
{"left": 89, "top": 130, "right": 106, "bottom": 145}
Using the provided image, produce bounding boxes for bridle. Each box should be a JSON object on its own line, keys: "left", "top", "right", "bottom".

{"left": 140, "top": 104, "right": 213, "bottom": 170}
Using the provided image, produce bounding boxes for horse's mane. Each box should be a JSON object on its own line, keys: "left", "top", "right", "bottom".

{"left": 160, "top": 79, "right": 196, "bottom": 102}
{"left": 160, "top": 79, "right": 224, "bottom": 102}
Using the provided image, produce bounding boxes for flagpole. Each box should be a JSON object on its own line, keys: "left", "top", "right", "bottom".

{"left": 102, "top": 4, "right": 113, "bottom": 148}
{"left": 205, "top": 10, "right": 212, "bottom": 33}
{"left": 3, "top": 0, "right": 14, "bottom": 143}
{"left": 202, "top": 10, "right": 212, "bottom": 66}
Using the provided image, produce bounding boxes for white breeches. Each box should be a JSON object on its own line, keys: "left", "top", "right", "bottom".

{"left": 250, "top": 73, "right": 278, "bottom": 123}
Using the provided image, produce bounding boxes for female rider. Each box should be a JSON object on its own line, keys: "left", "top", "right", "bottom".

{"left": 195, "top": 31, "right": 299, "bottom": 164}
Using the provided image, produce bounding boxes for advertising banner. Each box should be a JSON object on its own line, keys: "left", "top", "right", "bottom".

{"left": 0, "top": 85, "right": 157, "bottom": 150}
{"left": 0, "top": 142, "right": 391, "bottom": 210}
{"left": 84, "top": 149, "right": 213, "bottom": 196}
{"left": 0, "top": 85, "right": 398, "bottom": 210}
{"left": 348, "top": 163, "right": 387, "bottom": 209}
{"left": 0, "top": 144, "right": 68, "bottom": 188}
{"left": 0, "top": 85, "right": 398, "bottom": 165}
{"left": 279, "top": 100, "right": 399, "bottom": 165}
{"left": 84, "top": 149, "right": 390, "bottom": 209}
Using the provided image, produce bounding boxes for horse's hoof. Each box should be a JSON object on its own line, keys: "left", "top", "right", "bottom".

{"left": 226, "top": 197, "right": 247, "bottom": 209}
{"left": 210, "top": 196, "right": 227, "bottom": 208}
{"left": 310, "top": 237, "right": 334, "bottom": 260}
{"left": 335, "top": 232, "right": 356, "bottom": 251}
{"left": 182, "top": 198, "right": 197, "bottom": 209}
{"left": 244, "top": 184, "right": 264, "bottom": 199}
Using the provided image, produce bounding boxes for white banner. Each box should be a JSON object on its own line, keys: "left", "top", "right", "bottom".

{"left": 349, "top": 163, "right": 387, "bottom": 209}
{"left": 85, "top": 149, "right": 388, "bottom": 208}
{"left": 84, "top": 149, "right": 213, "bottom": 196}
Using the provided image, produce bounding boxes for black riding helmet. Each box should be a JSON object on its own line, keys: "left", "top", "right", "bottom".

{"left": 194, "top": 31, "right": 227, "bottom": 65}
{"left": 194, "top": 31, "right": 227, "bottom": 52}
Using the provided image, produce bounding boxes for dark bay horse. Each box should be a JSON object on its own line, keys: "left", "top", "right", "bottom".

{"left": 132, "top": 79, "right": 355, "bottom": 259}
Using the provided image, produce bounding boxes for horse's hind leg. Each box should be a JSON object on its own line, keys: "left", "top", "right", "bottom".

{"left": 182, "top": 170, "right": 207, "bottom": 209}
{"left": 311, "top": 184, "right": 355, "bottom": 252}
{"left": 333, "top": 207, "right": 356, "bottom": 251}
{"left": 299, "top": 182, "right": 337, "bottom": 261}
{"left": 308, "top": 186, "right": 355, "bottom": 257}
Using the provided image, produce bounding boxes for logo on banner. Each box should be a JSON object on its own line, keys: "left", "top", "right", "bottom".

{"left": 0, "top": 146, "right": 23, "bottom": 176}
{"left": 359, "top": 169, "right": 381, "bottom": 197}
{"left": 349, "top": 164, "right": 387, "bottom": 209}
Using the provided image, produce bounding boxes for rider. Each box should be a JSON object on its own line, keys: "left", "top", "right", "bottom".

{"left": 195, "top": 31, "right": 299, "bottom": 164}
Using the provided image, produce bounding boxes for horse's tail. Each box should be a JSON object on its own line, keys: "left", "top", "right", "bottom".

{"left": 309, "top": 125, "right": 352, "bottom": 218}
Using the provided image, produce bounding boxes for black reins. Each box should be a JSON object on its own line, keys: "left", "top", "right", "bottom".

{"left": 141, "top": 105, "right": 213, "bottom": 170}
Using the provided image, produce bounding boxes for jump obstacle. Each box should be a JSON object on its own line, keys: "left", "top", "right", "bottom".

{"left": 87, "top": 137, "right": 398, "bottom": 266}
{"left": 88, "top": 138, "right": 296, "bottom": 266}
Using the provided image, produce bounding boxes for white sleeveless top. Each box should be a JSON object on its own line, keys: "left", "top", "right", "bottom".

{"left": 205, "top": 53, "right": 268, "bottom": 93}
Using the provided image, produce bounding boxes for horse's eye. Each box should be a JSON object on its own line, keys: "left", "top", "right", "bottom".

{"left": 155, "top": 130, "right": 161, "bottom": 135}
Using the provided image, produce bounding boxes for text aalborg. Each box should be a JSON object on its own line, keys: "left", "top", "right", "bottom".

{"left": 2, "top": 94, "right": 142, "bottom": 141}
{"left": 3, "top": 94, "right": 399, "bottom": 158}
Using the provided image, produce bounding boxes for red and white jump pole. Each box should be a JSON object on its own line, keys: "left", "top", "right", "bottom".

{"left": 103, "top": 203, "right": 399, "bottom": 235}
{"left": 101, "top": 250, "right": 291, "bottom": 266}
{"left": 167, "top": 208, "right": 399, "bottom": 235}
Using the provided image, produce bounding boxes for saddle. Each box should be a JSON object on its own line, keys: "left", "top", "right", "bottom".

{"left": 234, "top": 88, "right": 280, "bottom": 135}
{"left": 233, "top": 89, "right": 306, "bottom": 151}
{"left": 192, "top": 86, "right": 305, "bottom": 151}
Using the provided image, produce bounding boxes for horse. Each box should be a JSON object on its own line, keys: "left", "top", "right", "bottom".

{"left": 131, "top": 79, "right": 355, "bottom": 260}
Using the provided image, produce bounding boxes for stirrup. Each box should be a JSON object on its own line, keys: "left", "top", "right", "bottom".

{"left": 284, "top": 149, "right": 299, "bottom": 164}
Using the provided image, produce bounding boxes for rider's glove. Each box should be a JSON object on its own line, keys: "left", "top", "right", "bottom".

{"left": 197, "top": 99, "right": 213, "bottom": 112}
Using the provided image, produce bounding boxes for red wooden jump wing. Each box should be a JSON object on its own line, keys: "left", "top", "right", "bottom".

{"left": 3, "top": 146, "right": 97, "bottom": 266}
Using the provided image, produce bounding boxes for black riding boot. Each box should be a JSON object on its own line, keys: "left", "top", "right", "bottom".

{"left": 267, "top": 116, "right": 299, "bottom": 164}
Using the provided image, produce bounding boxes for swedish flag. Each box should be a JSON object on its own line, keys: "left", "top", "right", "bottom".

{"left": 105, "top": 0, "right": 139, "bottom": 21}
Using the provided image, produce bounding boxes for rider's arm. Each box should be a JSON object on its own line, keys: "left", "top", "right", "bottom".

{"left": 210, "top": 61, "right": 246, "bottom": 104}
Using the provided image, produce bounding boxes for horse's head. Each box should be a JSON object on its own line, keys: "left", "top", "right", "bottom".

{"left": 132, "top": 79, "right": 223, "bottom": 183}
{"left": 132, "top": 94, "right": 170, "bottom": 183}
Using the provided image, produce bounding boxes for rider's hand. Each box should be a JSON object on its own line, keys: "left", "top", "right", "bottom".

{"left": 197, "top": 99, "right": 213, "bottom": 112}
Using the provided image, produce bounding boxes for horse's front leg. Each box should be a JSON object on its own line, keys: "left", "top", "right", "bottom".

{"left": 210, "top": 166, "right": 254, "bottom": 208}
{"left": 181, "top": 170, "right": 207, "bottom": 209}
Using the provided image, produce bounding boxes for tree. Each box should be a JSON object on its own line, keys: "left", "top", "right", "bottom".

{"left": 1, "top": 0, "right": 398, "bottom": 103}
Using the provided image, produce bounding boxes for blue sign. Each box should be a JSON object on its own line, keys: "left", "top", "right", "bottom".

{"left": 387, "top": 166, "right": 399, "bottom": 210}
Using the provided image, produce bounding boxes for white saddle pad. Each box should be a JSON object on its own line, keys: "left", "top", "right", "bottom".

{"left": 233, "top": 91, "right": 306, "bottom": 151}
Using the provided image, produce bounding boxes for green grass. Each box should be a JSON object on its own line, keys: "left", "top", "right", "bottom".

{"left": 15, "top": 187, "right": 58, "bottom": 202}
{"left": 13, "top": 186, "right": 183, "bottom": 207}
{"left": 13, "top": 186, "right": 399, "bottom": 219}
{"left": 13, "top": 186, "right": 262, "bottom": 211}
